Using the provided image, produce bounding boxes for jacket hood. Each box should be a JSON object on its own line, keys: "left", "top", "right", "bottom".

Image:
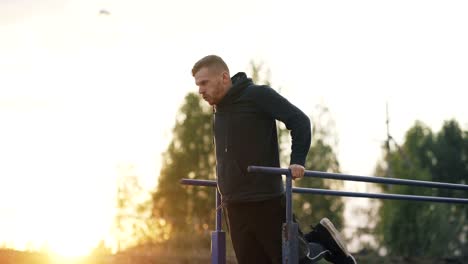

{"left": 217, "top": 72, "right": 252, "bottom": 107}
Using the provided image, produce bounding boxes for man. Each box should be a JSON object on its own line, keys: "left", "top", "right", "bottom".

{"left": 192, "top": 55, "right": 356, "bottom": 264}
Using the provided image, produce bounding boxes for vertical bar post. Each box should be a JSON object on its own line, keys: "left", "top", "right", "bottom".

{"left": 286, "top": 171, "right": 293, "bottom": 224}
{"left": 282, "top": 170, "right": 299, "bottom": 264}
{"left": 211, "top": 189, "right": 226, "bottom": 264}
{"left": 216, "top": 190, "right": 222, "bottom": 231}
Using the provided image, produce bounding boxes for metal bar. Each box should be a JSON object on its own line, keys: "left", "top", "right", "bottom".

{"left": 181, "top": 165, "right": 468, "bottom": 264}
{"left": 282, "top": 170, "right": 298, "bottom": 264}
{"left": 211, "top": 231, "right": 226, "bottom": 264}
{"left": 181, "top": 178, "right": 217, "bottom": 187}
{"left": 293, "top": 187, "right": 468, "bottom": 204}
{"left": 213, "top": 188, "right": 225, "bottom": 264}
{"left": 216, "top": 190, "right": 222, "bottom": 232}
{"left": 180, "top": 179, "right": 226, "bottom": 263}
{"left": 282, "top": 223, "right": 299, "bottom": 264}
{"left": 248, "top": 166, "right": 468, "bottom": 191}
{"left": 180, "top": 179, "right": 468, "bottom": 204}
{"left": 285, "top": 170, "right": 293, "bottom": 224}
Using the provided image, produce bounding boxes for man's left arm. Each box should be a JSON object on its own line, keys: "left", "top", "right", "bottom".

{"left": 251, "top": 86, "right": 311, "bottom": 179}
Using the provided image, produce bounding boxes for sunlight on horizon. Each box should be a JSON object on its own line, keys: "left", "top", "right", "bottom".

{"left": 0, "top": 158, "right": 158, "bottom": 257}
{"left": 0, "top": 0, "right": 172, "bottom": 256}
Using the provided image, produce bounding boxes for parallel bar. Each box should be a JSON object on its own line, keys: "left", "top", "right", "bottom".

{"left": 283, "top": 223, "right": 299, "bottom": 264}
{"left": 180, "top": 179, "right": 468, "bottom": 204}
{"left": 211, "top": 231, "right": 226, "bottom": 264}
{"left": 181, "top": 178, "right": 217, "bottom": 187}
{"left": 283, "top": 170, "right": 298, "bottom": 264}
{"left": 181, "top": 166, "right": 468, "bottom": 264}
{"left": 215, "top": 190, "right": 222, "bottom": 231}
{"left": 285, "top": 171, "right": 293, "bottom": 224}
{"left": 293, "top": 187, "right": 468, "bottom": 204}
{"left": 248, "top": 166, "right": 468, "bottom": 191}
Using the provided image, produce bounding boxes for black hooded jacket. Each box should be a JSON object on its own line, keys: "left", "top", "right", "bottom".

{"left": 214, "top": 72, "right": 311, "bottom": 203}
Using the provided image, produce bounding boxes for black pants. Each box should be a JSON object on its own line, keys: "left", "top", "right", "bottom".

{"left": 225, "top": 196, "right": 308, "bottom": 264}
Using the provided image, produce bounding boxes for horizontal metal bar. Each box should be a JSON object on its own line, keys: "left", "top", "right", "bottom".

{"left": 180, "top": 179, "right": 468, "bottom": 204}
{"left": 181, "top": 178, "right": 217, "bottom": 187}
{"left": 293, "top": 187, "right": 468, "bottom": 204}
{"left": 248, "top": 166, "right": 468, "bottom": 191}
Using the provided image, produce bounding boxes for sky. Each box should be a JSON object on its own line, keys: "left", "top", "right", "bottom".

{"left": 1, "top": 0, "right": 467, "bottom": 257}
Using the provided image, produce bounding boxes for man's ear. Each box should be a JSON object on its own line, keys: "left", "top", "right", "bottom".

{"left": 222, "top": 71, "right": 230, "bottom": 84}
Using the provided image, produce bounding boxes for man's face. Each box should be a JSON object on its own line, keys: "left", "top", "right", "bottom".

{"left": 194, "top": 67, "right": 226, "bottom": 106}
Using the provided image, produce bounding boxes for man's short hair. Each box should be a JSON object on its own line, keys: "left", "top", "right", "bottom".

{"left": 192, "top": 55, "right": 230, "bottom": 76}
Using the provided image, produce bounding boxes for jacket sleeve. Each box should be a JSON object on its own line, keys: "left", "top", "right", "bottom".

{"left": 250, "top": 85, "right": 311, "bottom": 166}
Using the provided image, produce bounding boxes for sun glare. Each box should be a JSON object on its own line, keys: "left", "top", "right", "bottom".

{"left": 37, "top": 191, "right": 113, "bottom": 258}
{"left": 61, "top": 242, "right": 95, "bottom": 258}
{"left": 14, "top": 210, "right": 110, "bottom": 258}
{"left": 48, "top": 241, "right": 94, "bottom": 258}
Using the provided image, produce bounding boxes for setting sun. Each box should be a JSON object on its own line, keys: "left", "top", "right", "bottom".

{"left": 48, "top": 240, "right": 94, "bottom": 258}
{"left": 2, "top": 171, "right": 115, "bottom": 257}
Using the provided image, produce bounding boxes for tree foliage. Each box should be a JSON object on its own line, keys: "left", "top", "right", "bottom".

{"left": 151, "top": 93, "right": 215, "bottom": 248}
{"left": 376, "top": 120, "right": 468, "bottom": 257}
{"left": 114, "top": 173, "right": 161, "bottom": 251}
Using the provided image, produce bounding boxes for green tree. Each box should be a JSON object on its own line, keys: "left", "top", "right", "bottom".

{"left": 375, "top": 120, "right": 467, "bottom": 257}
{"left": 152, "top": 93, "right": 215, "bottom": 249}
